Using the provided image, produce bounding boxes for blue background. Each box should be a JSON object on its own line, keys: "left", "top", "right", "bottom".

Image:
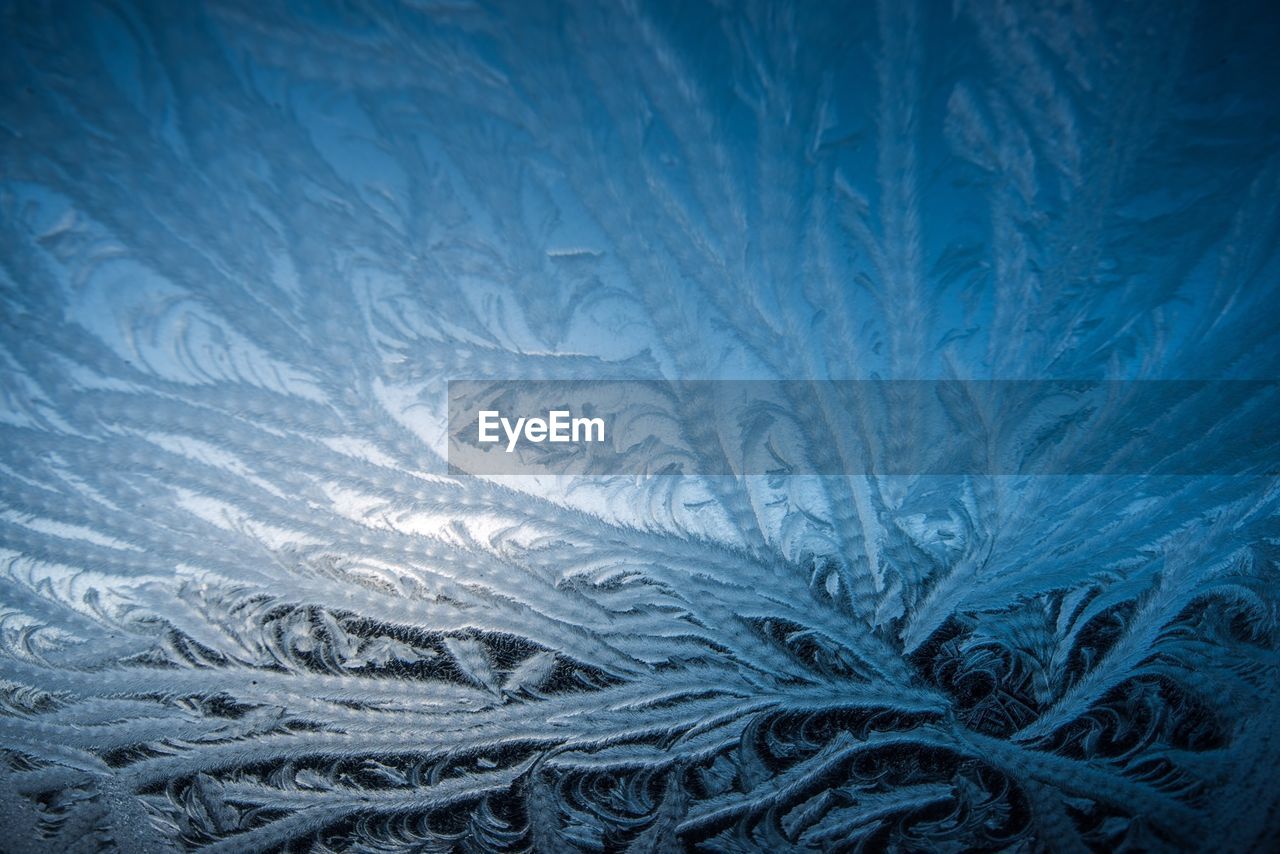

{"left": 1, "top": 1, "right": 1278, "bottom": 850}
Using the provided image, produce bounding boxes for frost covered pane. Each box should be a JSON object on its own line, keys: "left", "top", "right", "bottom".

{"left": 1, "top": 1, "right": 1279, "bottom": 851}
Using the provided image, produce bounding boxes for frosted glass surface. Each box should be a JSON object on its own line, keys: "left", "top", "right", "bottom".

{"left": 1, "top": 1, "right": 1278, "bottom": 850}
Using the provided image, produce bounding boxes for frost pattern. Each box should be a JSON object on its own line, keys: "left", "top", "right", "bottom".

{"left": 1, "top": 1, "right": 1279, "bottom": 851}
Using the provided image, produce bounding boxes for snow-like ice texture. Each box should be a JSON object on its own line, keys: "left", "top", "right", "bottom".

{"left": 1, "top": 0, "right": 1279, "bottom": 850}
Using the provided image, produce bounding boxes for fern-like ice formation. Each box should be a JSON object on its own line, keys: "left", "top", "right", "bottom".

{"left": 2, "top": 0, "right": 1279, "bottom": 850}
